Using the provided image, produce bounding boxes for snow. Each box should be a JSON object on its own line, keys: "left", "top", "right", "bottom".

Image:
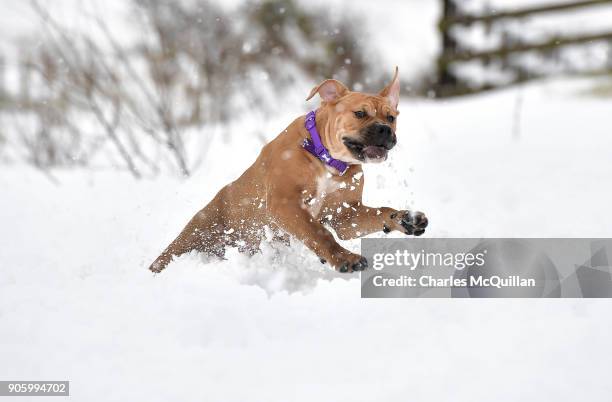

{"left": 2, "top": 77, "right": 612, "bottom": 401}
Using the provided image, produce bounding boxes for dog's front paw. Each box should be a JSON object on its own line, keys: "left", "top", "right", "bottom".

{"left": 390, "top": 210, "right": 428, "bottom": 236}
{"left": 338, "top": 256, "right": 368, "bottom": 273}
{"left": 327, "top": 249, "right": 368, "bottom": 273}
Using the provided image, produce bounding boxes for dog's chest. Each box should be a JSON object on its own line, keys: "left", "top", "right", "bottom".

{"left": 303, "top": 173, "right": 346, "bottom": 218}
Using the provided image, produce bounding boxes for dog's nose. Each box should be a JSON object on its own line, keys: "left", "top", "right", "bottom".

{"left": 371, "top": 124, "right": 396, "bottom": 149}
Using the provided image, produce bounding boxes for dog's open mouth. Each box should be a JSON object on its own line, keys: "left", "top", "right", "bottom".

{"left": 343, "top": 138, "right": 388, "bottom": 163}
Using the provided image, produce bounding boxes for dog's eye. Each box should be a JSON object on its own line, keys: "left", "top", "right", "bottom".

{"left": 354, "top": 110, "right": 366, "bottom": 119}
{"left": 387, "top": 115, "right": 395, "bottom": 123}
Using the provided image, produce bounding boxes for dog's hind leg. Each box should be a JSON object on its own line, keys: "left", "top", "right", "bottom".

{"left": 272, "top": 232, "right": 290, "bottom": 246}
{"left": 149, "top": 208, "right": 225, "bottom": 273}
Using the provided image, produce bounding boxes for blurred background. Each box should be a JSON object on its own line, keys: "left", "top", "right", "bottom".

{"left": 2, "top": 0, "right": 612, "bottom": 178}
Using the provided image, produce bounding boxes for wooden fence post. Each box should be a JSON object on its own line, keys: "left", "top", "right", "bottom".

{"left": 436, "top": 0, "right": 460, "bottom": 96}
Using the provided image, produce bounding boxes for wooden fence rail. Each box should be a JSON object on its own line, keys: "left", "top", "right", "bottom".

{"left": 440, "top": 0, "right": 612, "bottom": 28}
{"left": 441, "top": 31, "right": 612, "bottom": 63}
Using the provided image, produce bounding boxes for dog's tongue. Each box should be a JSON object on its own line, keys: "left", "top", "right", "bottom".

{"left": 363, "top": 145, "right": 387, "bottom": 161}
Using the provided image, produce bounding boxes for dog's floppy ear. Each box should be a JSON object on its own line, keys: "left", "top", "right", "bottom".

{"left": 306, "top": 79, "right": 349, "bottom": 102}
{"left": 379, "top": 66, "right": 400, "bottom": 109}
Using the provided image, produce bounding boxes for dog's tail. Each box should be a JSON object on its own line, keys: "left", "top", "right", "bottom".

{"left": 148, "top": 226, "right": 199, "bottom": 273}
{"left": 148, "top": 210, "right": 226, "bottom": 273}
{"left": 149, "top": 251, "right": 173, "bottom": 273}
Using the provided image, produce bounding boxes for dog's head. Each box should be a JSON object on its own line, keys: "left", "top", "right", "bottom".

{"left": 306, "top": 67, "right": 400, "bottom": 164}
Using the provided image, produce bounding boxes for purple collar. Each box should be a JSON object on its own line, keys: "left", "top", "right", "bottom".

{"left": 302, "top": 110, "right": 349, "bottom": 175}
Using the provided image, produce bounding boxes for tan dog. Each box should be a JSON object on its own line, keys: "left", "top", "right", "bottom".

{"left": 149, "top": 68, "right": 428, "bottom": 273}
